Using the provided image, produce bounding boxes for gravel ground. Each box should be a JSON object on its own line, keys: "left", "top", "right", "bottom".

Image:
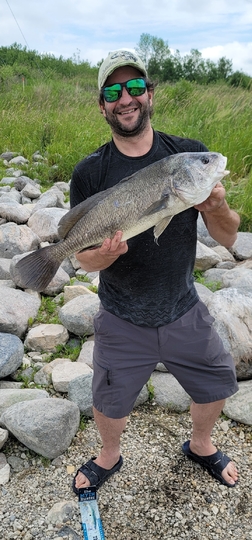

{"left": 1, "top": 403, "right": 252, "bottom": 540}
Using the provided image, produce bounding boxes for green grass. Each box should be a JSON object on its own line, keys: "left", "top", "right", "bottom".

{"left": 193, "top": 270, "right": 222, "bottom": 292}
{"left": 28, "top": 296, "right": 63, "bottom": 326}
{"left": 0, "top": 78, "right": 251, "bottom": 229}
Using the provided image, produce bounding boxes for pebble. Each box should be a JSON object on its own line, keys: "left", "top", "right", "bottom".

{"left": 0, "top": 404, "right": 251, "bottom": 540}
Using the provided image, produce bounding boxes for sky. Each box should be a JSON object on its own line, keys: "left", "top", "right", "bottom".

{"left": 1, "top": 0, "right": 252, "bottom": 75}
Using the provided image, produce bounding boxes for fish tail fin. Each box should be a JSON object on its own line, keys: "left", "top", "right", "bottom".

{"left": 15, "top": 244, "right": 63, "bottom": 292}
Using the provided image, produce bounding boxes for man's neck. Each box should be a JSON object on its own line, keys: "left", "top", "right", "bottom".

{"left": 112, "top": 125, "right": 154, "bottom": 157}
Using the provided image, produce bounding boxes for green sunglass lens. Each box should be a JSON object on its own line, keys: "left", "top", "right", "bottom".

{"left": 103, "top": 79, "right": 146, "bottom": 102}
{"left": 127, "top": 79, "right": 146, "bottom": 96}
{"left": 103, "top": 84, "right": 121, "bottom": 102}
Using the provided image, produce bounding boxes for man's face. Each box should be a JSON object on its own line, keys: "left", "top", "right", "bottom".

{"left": 100, "top": 66, "right": 153, "bottom": 138}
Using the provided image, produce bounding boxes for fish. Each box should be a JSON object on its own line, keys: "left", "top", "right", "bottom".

{"left": 15, "top": 151, "right": 229, "bottom": 292}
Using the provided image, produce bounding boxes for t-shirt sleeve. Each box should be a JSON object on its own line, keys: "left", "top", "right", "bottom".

{"left": 70, "top": 166, "right": 91, "bottom": 208}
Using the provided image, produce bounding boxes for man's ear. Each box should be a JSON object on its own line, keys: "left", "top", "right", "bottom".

{"left": 99, "top": 103, "right": 107, "bottom": 118}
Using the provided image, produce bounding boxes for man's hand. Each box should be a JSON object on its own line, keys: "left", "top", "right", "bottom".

{"left": 194, "top": 182, "right": 226, "bottom": 213}
{"left": 194, "top": 182, "right": 240, "bottom": 248}
{"left": 75, "top": 231, "right": 128, "bottom": 272}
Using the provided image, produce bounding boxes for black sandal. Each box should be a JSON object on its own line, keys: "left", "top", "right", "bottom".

{"left": 182, "top": 440, "right": 237, "bottom": 487}
{"left": 72, "top": 455, "right": 123, "bottom": 494}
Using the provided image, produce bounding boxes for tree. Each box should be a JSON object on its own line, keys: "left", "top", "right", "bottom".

{"left": 136, "top": 33, "right": 170, "bottom": 72}
{"left": 216, "top": 57, "right": 233, "bottom": 80}
{"left": 182, "top": 49, "right": 207, "bottom": 83}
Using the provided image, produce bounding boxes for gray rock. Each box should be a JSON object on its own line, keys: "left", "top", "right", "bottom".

{"left": 194, "top": 282, "right": 214, "bottom": 303}
{"left": 7, "top": 455, "right": 25, "bottom": 472}
{"left": 42, "top": 266, "right": 70, "bottom": 295}
{"left": 0, "top": 287, "right": 40, "bottom": 338}
{"left": 33, "top": 358, "right": 71, "bottom": 386}
{"left": 0, "top": 398, "right": 80, "bottom": 458}
{"left": 230, "top": 232, "right": 252, "bottom": 260}
{"left": 14, "top": 175, "right": 39, "bottom": 191}
{"left": 0, "top": 428, "right": 8, "bottom": 450}
{"left": 201, "top": 268, "right": 226, "bottom": 287}
{"left": 0, "top": 200, "right": 31, "bottom": 224}
{"left": 204, "top": 288, "right": 252, "bottom": 379}
{"left": 24, "top": 324, "right": 69, "bottom": 352}
{"left": 47, "top": 500, "right": 77, "bottom": 525}
{"left": 68, "top": 373, "right": 93, "bottom": 416}
{"left": 52, "top": 362, "right": 92, "bottom": 393}
{"left": 0, "top": 279, "right": 15, "bottom": 288}
{"left": 59, "top": 295, "right": 100, "bottom": 336}
{"left": 5, "top": 168, "right": 23, "bottom": 177}
{"left": 150, "top": 372, "right": 191, "bottom": 412}
{"left": 9, "top": 156, "right": 29, "bottom": 165}
{"left": 223, "top": 380, "right": 252, "bottom": 425}
{"left": 197, "top": 214, "right": 219, "bottom": 248}
{"left": 195, "top": 241, "right": 222, "bottom": 271}
{"left": 134, "top": 384, "right": 149, "bottom": 408}
{"left": 0, "top": 453, "right": 10, "bottom": 485}
{"left": 77, "top": 340, "right": 94, "bottom": 369}
{"left": 0, "top": 223, "right": 40, "bottom": 259}
{"left": 0, "top": 177, "right": 17, "bottom": 185}
{"left": 212, "top": 245, "right": 236, "bottom": 262}
{"left": 27, "top": 208, "right": 68, "bottom": 242}
{"left": 0, "top": 258, "right": 11, "bottom": 279}
{"left": 222, "top": 267, "right": 252, "bottom": 289}
{"left": 0, "top": 332, "right": 24, "bottom": 378}
{"left": 0, "top": 388, "right": 49, "bottom": 416}
{"left": 21, "top": 183, "right": 41, "bottom": 199}
{"left": 0, "top": 190, "right": 21, "bottom": 203}
{"left": 0, "top": 152, "right": 17, "bottom": 161}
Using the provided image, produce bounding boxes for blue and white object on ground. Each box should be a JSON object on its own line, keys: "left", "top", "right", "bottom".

{"left": 78, "top": 487, "right": 105, "bottom": 540}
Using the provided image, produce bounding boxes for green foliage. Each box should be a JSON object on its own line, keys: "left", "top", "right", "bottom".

{"left": 193, "top": 271, "right": 222, "bottom": 292}
{"left": 87, "top": 285, "right": 98, "bottom": 294}
{"left": 71, "top": 274, "right": 92, "bottom": 283}
{"left": 228, "top": 71, "right": 252, "bottom": 90}
{"left": 226, "top": 170, "right": 252, "bottom": 232}
{"left": 0, "top": 43, "right": 98, "bottom": 85}
{"left": 50, "top": 340, "right": 84, "bottom": 362}
{"left": 31, "top": 296, "right": 62, "bottom": 326}
{"left": 147, "top": 379, "right": 155, "bottom": 401}
{"left": 79, "top": 414, "right": 89, "bottom": 431}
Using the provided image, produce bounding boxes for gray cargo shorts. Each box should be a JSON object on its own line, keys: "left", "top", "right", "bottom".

{"left": 92, "top": 300, "right": 238, "bottom": 418}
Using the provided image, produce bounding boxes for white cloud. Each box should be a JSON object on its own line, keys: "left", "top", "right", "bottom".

{"left": 201, "top": 42, "right": 252, "bottom": 75}
{"left": 1, "top": 0, "right": 252, "bottom": 74}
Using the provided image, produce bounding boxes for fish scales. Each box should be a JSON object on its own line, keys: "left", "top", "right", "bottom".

{"left": 15, "top": 152, "right": 229, "bottom": 291}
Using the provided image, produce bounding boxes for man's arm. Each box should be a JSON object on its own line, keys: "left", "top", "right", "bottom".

{"left": 194, "top": 183, "right": 240, "bottom": 248}
{"left": 75, "top": 231, "right": 128, "bottom": 272}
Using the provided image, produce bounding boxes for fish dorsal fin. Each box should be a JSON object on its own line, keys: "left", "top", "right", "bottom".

{"left": 154, "top": 216, "right": 173, "bottom": 243}
{"left": 58, "top": 189, "right": 114, "bottom": 239}
{"left": 141, "top": 194, "right": 170, "bottom": 217}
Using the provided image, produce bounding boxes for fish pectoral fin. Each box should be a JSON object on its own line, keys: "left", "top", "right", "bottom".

{"left": 142, "top": 195, "right": 170, "bottom": 217}
{"left": 154, "top": 216, "right": 173, "bottom": 243}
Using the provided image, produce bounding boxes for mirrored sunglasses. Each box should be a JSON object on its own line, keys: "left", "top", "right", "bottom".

{"left": 102, "top": 78, "right": 147, "bottom": 103}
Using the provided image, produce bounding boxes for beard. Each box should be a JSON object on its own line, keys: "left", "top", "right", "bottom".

{"left": 104, "top": 98, "right": 153, "bottom": 138}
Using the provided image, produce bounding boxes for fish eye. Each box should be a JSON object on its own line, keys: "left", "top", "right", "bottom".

{"left": 201, "top": 156, "right": 210, "bottom": 164}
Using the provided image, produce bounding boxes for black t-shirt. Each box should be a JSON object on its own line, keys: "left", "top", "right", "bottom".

{"left": 70, "top": 130, "right": 208, "bottom": 327}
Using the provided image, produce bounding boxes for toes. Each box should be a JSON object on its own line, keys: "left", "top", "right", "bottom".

{"left": 75, "top": 471, "right": 90, "bottom": 488}
{"left": 222, "top": 461, "right": 238, "bottom": 484}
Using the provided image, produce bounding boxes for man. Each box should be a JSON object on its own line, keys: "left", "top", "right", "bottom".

{"left": 70, "top": 49, "right": 240, "bottom": 494}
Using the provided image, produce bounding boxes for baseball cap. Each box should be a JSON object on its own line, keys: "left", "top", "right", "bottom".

{"left": 98, "top": 49, "right": 147, "bottom": 90}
